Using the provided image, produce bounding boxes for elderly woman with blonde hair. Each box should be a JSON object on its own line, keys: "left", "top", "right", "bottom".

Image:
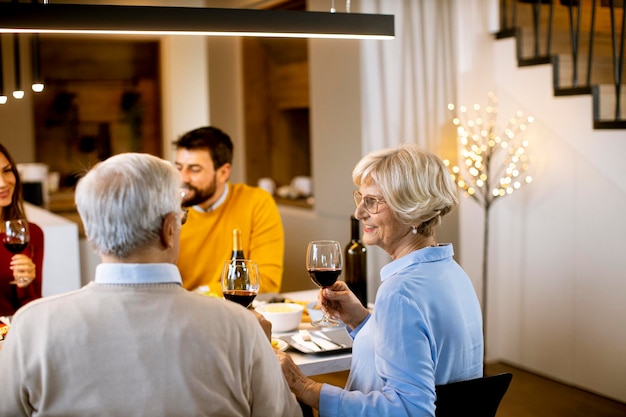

{"left": 278, "top": 143, "right": 483, "bottom": 417}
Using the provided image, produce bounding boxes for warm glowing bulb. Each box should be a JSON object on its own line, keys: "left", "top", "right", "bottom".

{"left": 13, "top": 90, "right": 24, "bottom": 99}
{"left": 32, "top": 83, "right": 45, "bottom": 93}
{"left": 0, "top": 96, "right": 7, "bottom": 104}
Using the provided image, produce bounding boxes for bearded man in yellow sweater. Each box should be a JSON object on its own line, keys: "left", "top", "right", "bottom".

{"left": 174, "top": 126, "right": 284, "bottom": 295}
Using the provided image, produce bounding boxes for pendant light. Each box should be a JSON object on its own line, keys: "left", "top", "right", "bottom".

{"left": 0, "top": 36, "right": 7, "bottom": 104}
{"left": 12, "top": 33, "right": 24, "bottom": 100}
{"left": 31, "top": 33, "right": 43, "bottom": 93}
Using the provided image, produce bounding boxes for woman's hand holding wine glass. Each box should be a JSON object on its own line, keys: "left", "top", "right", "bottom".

{"left": 306, "top": 240, "right": 343, "bottom": 327}
{"left": 2, "top": 219, "right": 34, "bottom": 287}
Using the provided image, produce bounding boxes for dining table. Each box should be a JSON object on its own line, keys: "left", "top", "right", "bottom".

{"left": 267, "top": 289, "right": 353, "bottom": 377}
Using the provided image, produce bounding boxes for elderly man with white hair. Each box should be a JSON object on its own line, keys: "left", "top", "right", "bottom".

{"left": 0, "top": 153, "right": 302, "bottom": 417}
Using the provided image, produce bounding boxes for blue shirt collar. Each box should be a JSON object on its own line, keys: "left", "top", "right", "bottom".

{"left": 94, "top": 263, "right": 183, "bottom": 285}
{"left": 380, "top": 244, "right": 454, "bottom": 282}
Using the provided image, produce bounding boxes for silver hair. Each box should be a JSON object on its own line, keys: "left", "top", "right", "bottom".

{"left": 75, "top": 153, "right": 182, "bottom": 259}
{"left": 352, "top": 143, "right": 458, "bottom": 237}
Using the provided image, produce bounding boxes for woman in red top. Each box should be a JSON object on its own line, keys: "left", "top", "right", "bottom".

{"left": 0, "top": 144, "right": 44, "bottom": 317}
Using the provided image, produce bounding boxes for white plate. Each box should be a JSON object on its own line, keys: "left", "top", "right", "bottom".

{"left": 272, "top": 338, "right": 288, "bottom": 352}
{"left": 287, "top": 328, "right": 353, "bottom": 354}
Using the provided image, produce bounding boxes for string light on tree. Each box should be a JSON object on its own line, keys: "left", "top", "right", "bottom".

{"left": 443, "top": 92, "right": 534, "bottom": 361}
{"left": 444, "top": 92, "right": 533, "bottom": 209}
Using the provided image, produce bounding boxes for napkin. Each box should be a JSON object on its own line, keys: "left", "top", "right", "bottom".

{"left": 290, "top": 334, "right": 322, "bottom": 352}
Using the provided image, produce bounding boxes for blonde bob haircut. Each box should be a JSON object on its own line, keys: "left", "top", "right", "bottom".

{"left": 352, "top": 143, "right": 458, "bottom": 237}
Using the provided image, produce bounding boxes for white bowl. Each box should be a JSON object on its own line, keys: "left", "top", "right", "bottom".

{"left": 256, "top": 302, "right": 304, "bottom": 333}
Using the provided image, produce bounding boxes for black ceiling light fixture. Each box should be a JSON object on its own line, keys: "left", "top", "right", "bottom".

{"left": 0, "top": 2, "right": 395, "bottom": 40}
{"left": 30, "top": 32, "right": 44, "bottom": 93}
{"left": 12, "top": 33, "right": 24, "bottom": 99}
{"left": 0, "top": 36, "right": 6, "bottom": 104}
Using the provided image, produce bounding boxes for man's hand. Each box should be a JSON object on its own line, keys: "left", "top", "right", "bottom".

{"left": 250, "top": 309, "right": 272, "bottom": 341}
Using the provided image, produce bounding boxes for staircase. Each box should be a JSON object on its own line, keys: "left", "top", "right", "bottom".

{"left": 497, "top": 0, "right": 625, "bottom": 129}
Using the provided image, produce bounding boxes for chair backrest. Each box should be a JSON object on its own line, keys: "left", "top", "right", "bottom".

{"left": 435, "top": 372, "right": 513, "bottom": 417}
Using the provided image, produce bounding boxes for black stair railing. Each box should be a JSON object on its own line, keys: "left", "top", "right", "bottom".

{"left": 608, "top": 0, "right": 625, "bottom": 118}
{"left": 497, "top": 0, "right": 625, "bottom": 129}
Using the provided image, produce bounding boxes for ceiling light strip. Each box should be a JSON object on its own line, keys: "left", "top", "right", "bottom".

{"left": 0, "top": 3, "right": 395, "bottom": 40}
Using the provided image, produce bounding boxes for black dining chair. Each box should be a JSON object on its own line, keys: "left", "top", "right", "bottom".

{"left": 435, "top": 372, "right": 513, "bottom": 417}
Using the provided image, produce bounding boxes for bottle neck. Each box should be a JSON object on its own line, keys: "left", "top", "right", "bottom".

{"left": 232, "top": 228, "right": 245, "bottom": 259}
{"left": 350, "top": 216, "right": 360, "bottom": 242}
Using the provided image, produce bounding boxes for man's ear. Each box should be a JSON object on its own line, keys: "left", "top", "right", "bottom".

{"left": 217, "top": 162, "right": 232, "bottom": 183}
{"left": 160, "top": 212, "right": 177, "bottom": 249}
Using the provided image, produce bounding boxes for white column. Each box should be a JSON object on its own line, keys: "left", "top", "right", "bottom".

{"left": 159, "top": 35, "right": 210, "bottom": 161}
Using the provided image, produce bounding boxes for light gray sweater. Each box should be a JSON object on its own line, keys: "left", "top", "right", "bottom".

{"left": 0, "top": 277, "right": 301, "bottom": 417}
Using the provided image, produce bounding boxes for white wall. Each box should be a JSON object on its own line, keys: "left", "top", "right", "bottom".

{"left": 457, "top": 32, "right": 626, "bottom": 403}
{"left": 25, "top": 203, "right": 81, "bottom": 296}
{"left": 160, "top": 35, "right": 210, "bottom": 162}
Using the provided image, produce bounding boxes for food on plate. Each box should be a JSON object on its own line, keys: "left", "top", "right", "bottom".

{"left": 193, "top": 285, "right": 221, "bottom": 298}
{"left": 0, "top": 323, "right": 8, "bottom": 341}
{"left": 271, "top": 338, "right": 288, "bottom": 352}
{"left": 282, "top": 299, "right": 315, "bottom": 322}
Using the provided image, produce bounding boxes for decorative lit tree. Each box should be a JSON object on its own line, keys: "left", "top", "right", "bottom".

{"left": 444, "top": 92, "right": 534, "bottom": 354}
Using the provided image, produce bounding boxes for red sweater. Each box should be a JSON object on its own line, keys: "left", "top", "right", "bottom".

{"left": 0, "top": 222, "right": 44, "bottom": 316}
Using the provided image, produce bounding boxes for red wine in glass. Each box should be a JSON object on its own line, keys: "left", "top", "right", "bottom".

{"left": 3, "top": 241, "right": 28, "bottom": 254}
{"left": 307, "top": 268, "right": 341, "bottom": 288}
{"left": 221, "top": 259, "right": 260, "bottom": 309}
{"left": 2, "top": 220, "right": 30, "bottom": 254}
{"left": 306, "top": 240, "right": 343, "bottom": 327}
{"left": 223, "top": 290, "right": 257, "bottom": 308}
{"left": 2, "top": 219, "right": 31, "bottom": 285}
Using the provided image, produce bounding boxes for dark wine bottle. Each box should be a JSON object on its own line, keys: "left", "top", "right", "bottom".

{"left": 344, "top": 215, "right": 367, "bottom": 306}
{"left": 231, "top": 228, "right": 245, "bottom": 260}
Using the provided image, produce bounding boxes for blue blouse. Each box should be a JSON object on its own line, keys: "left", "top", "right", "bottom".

{"left": 319, "top": 244, "right": 483, "bottom": 417}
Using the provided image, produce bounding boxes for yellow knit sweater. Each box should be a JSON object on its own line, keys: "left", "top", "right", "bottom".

{"left": 177, "top": 183, "right": 284, "bottom": 294}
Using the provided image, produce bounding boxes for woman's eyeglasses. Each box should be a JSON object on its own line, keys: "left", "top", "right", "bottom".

{"left": 353, "top": 190, "right": 386, "bottom": 214}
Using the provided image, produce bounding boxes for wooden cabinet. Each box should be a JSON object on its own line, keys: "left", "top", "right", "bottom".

{"left": 242, "top": 0, "right": 312, "bottom": 205}
{"left": 33, "top": 37, "right": 161, "bottom": 188}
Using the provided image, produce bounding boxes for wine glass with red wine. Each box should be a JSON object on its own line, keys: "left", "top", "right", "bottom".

{"left": 306, "top": 240, "right": 343, "bottom": 327}
{"left": 2, "top": 219, "right": 31, "bottom": 284}
{"left": 221, "top": 259, "right": 260, "bottom": 308}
